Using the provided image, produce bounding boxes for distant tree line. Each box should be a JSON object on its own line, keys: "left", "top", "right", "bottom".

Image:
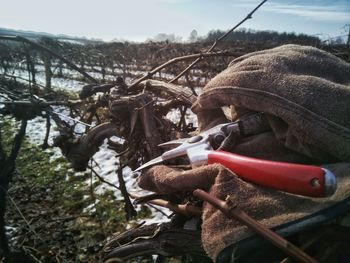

{"left": 144, "top": 28, "right": 321, "bottom": 46}
{"left": 204, "top": 28, "right": 321, "bottom": 46}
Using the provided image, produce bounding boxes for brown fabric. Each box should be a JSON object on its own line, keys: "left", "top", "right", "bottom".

{"left": 137, "top": 45, "right": 350, "bottom": 261}
{"left": 139, "top": 163, "right": 350, "bottom": 261}
{"left": 202, "top": 162, "right": 350, "bottom": 260}
{"left": 138, "top": 165, "right": 220, "bottom": 193}
{"left": 232, "top": 131, "right": 319, "bottom": 164}
{"left": 192, "top": 44, "right": 350, "bottom": 162}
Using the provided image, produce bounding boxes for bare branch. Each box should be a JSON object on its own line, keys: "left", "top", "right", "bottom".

{"left": 0, "top": 35, "right": 97, "bottom": 83}
{"left": 128, "top": 51, "right": 241, "bottom": 90}
{"left": 42, "top": 114, "right": 51, "bottom": 149}
{"left": 169, "top": 0, "right": 267, "bottom": 83}
{"left": 129, "top": 79, "right": 196, "bottom": 106}
{"left": 193, "top": 189, "right": 318, "bottom": 263}
{"left": 89, "top": 166, "right": 120, "bottom": 191}
{"left": 1, "top": 74, "right": 46, "bottom": 90}
{"left": 129, "top": 193, "right": 201, "bottom": 216}
{"left": 103, "top": 223, "right": 204, "bottom": 261}
{"left": 117, "top": 166, "right": 137, "bottom": 220}
{"left": 0, "top": 100, "right": 81, "bottom": 106}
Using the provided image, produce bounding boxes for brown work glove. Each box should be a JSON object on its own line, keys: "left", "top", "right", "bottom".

{"left": 139, "top": 162, "right": 350, "bottom": 260}
{"left": 193, "top": 44, "right": 350, "bottom": 163}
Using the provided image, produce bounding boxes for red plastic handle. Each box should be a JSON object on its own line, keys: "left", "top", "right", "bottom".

{"left": 208, "top": 151, "right": 328, "bottom": 197}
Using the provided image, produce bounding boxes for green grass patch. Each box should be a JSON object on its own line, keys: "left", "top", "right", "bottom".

{"left": 2, "top": 117, "right": 152, "bottom": 262}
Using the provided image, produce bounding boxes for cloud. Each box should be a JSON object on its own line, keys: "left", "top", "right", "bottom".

{"left": 262, "top": 2, "right": 350, "bottom": 22}
{"left": 236, "top": 1, "right": 350, "bottom": 22}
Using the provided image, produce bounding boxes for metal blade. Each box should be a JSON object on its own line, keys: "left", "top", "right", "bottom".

{"left": 134, "top": 156, "right": 164, "bottom": 172}
{"left": 158, "top": 138, "right": 189, "bottom": 148}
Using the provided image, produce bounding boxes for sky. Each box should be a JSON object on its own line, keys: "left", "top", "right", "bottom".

{"left": 1, "top": 0, "right": 349, "bottom": 42}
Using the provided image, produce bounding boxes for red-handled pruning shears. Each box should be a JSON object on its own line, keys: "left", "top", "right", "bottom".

{"left": 135, "top": 122, "right": 337, "bottom": 198}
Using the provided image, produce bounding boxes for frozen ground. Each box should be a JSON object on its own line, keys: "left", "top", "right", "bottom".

{"left": 2, "top": 64, "right": 201, "bottom": 224}
{"left": 21, "top": 113, "right": 172, "bottom": 223}
{"left": 1, "top": 63, "right": 206, "bottom": 93}
{"left": 2, "top": 67, "right": 86, "bottom": 92}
